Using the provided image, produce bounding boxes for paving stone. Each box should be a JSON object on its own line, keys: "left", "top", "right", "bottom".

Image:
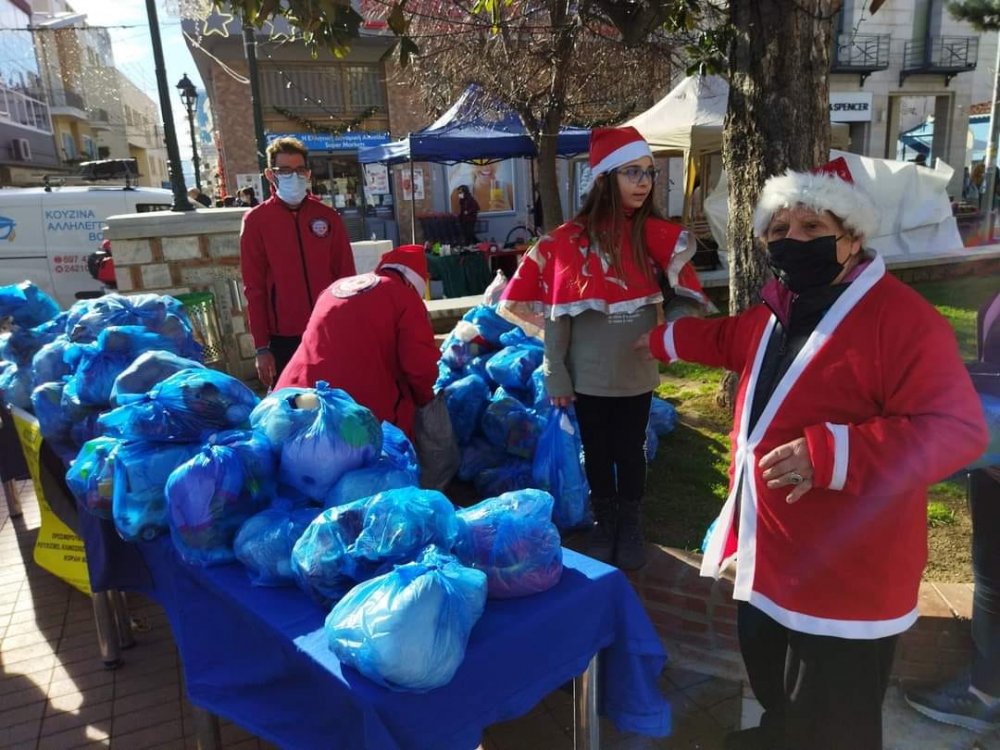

{"left": 112, "top": 701, "right": 186, "bottom": 737}
{"left": 113, "top": 683, "right": 182, "bottom": 716}
{"left": 39, "top": 699, "right": 113, "bottom": 737}
{"left": 0, "top": 718, "right": 41, "bottom": 747}
{"left": 683, "top": 677, "right": 741, "bottom": 711}
{"left": 3, "top": 640, "right": 58, "bottom": 668}
{"left": 48, "top": 668, "right": 116, "bottom": 699}
{"left": 0, "top": 697, "right": 48, "bottom": 728}
{"left": 111, "top": 717, "right": 184, "bottom": 749}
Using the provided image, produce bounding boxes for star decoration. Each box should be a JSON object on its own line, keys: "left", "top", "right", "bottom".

{"left": 202, "top": 8, "right": 234, "bottom": 38}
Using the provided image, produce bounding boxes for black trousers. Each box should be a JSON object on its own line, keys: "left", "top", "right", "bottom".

{"left": 573, "top": 391, "right": 652, "bottom": 502}
{"left": 738, "top": 602, "right": 897, "bottom": 750}
{"left": 971, "top": 468, "right": 1000, "bottom": 696}
{"left": 270, "top": 335, "right": 301, "bottom": 384}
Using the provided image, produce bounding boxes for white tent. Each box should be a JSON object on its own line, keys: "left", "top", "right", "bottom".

{"left": 703, "top": 150, "right": 965, "bottom": 261}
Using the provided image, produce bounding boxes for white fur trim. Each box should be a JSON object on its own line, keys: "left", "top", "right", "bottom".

{"left": 381, "top": 263, "right": 426, "bottom": 297}
{"left": 826, "top": 422, "right": 849, "bottom": 491}
{"left": 663, "top": 323, "right": 678, "bottom": 361}
{"left": 591, "top": 140, "right": 653, "bottom": 176}
{"left": 753, "top": 170, "right": 879, "bottom": 241}
{"left": 749, "top": 591, "right": 919, "bottom": 639}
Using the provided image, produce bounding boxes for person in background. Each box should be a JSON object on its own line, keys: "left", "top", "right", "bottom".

{"left": 638, "top": 158, "right": 988, "bottom": 750}
{"left": 222, "top": 196, "right": 237, "bottom": 208}
{"left": 188, "top": 187, "right": 211, "bottom": 207}
{"left": 240, "top": 137, "right": 356, "bottom": 389}
{"left": 239, "top": 187, "right": 259, "bottom": 207}
{"left": 456, "top": 184, "right": 480, "bottom": 245}
{"left": 275, "top": 245, "right": 439, "bottom": 437}
{"left": 500, "top": 126, "right": 712, "bottom": 571}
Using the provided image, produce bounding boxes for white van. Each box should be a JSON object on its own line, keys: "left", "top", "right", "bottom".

{"left": 0, "top": 185, "right": 177, "bottom": 309}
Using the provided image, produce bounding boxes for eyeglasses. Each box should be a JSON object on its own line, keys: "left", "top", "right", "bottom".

{"left": 615, "top": 166, "right": 660, "bottom": 184}
{"left": 271, "top": 167, "right": 311, "bottom": 177}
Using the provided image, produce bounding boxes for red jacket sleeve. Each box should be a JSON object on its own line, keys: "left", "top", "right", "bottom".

{"left": 649, "top": 308, "right": 763, "bottom": 374}
{"left": 239, "top": 211, "right": 271, "bottom": 349}
{"left": 804, "top": 307, "right": 988, "bottom": 495}
{"left": 397, "top": 291, "right": 440, "bottom": 407}
{"left": 330, "top": 215, "right": 356, "bottom": 279}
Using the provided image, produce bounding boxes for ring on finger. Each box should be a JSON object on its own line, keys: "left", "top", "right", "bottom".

{"left": 786, "top": 472, "right": 805, "bottom": 486}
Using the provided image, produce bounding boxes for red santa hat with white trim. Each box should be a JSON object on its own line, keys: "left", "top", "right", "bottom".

{"left": 377, "top": 244, "right": 429, "bottom": 297}
{"left": 753, "top": 157, "right": 879, "bottom": 242}
{"left": 589, "top": 126, "right": 653, "bottom": 177}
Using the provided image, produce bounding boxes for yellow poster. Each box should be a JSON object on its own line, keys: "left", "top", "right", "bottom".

{"left": 10, "top": 407, "right": 91, "bottom": 595}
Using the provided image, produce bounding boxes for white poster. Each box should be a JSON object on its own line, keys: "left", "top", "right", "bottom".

{"left": 401, "top": 168, "right": 424, "bottom": 201}
{"left": 364, "top": 163, "right": 390, "bottom": 194}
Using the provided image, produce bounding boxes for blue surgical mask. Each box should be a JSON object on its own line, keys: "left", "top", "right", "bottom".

{"left": 275, "top": 173, "right": 309, "bottom": 205}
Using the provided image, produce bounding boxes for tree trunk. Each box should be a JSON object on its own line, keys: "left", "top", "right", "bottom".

{"left": 718, "top": 0, "right": 839, "bottom": 408}
{"left": 536, "top": 118, "right": 565, "bottom": 230}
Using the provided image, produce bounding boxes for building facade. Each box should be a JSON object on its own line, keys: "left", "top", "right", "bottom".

{"left": 0, "top": 0, "right": 60, "bottom": 185}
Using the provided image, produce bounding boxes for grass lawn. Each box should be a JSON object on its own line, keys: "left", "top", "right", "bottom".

{"left": 645, "top": 275, "right": 994, "bottom": 582}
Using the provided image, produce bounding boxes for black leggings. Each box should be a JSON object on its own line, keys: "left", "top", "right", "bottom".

{"left": 573, "top": 392, "right": 652, "bottom": 502}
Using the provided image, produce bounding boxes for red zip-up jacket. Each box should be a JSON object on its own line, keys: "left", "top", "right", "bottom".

{"left": 240, "top": 194, "right": 356, "bottom": 348}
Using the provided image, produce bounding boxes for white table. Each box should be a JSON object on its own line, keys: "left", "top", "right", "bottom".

{"left": 350, "top": 240, "right": 394, "bottom": 274}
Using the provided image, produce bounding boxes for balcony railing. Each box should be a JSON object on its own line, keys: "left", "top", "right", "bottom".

{"left": 901, "top": 36, "right": 978, "bottom": 86}
{"left": 0, "top": 83, "right": 53, "bottom": 133}
{"left": 48, "top": 88, "right": 87, "bottom": 112}
{"left": 831, "top": 33, "right": 890, "bottom": 85}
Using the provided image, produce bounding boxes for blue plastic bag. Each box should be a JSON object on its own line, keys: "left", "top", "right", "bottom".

{"left": 474, "top": 458, "right": 535, "bottom": 498}
{"left": 968, "top": 393, "right": 1000, "bottom": 470}
{"left": 64, "top": 326, "right": 185, "bottom": 407}
{"left": 532, "top": 409, "right": 590, "bottom": 530}
{"left": 497, "top": 326, "right": 542, "bottom": 349}
{"left": 324, "top": 460, "right": 418, "bottom": 508}
{"left": 208, "top": 429, "right": 277, "bottom": 505}
{"left": 1, "top": 326, "right": 59, "bottom": 367}
{"left": 457, "top": 438, "right": 507, "bottom": 482}
{"left": 165, "top": 441, "right": 270, "bottom": 566}
{"left": 530, "top": 366, "right": 548, "bottom": 410}
{"left": 481, "top": 396, "right": 542, "bottom": 458}
{"left": 112, "top": 441, "right": 201, "bottom": 542}
{"left": 381, "top": 421, "right": 419, "bottom": 475}
{"left": 32, "top": 336, "right": 77, "bottom": 387}
{"left": 439, "top": 320, "right": 495, "bottom": 371}
{"left": 67, "top": 436, "right": 123, "bottom": 519}
{"left": 493, "top": 385, "right": 531, "bottom": 406}
{"left": 465, "top": 354, "right": 496, "bottom": 387}
{"left": 251, "top": 383, "right": 382, "bottom": 501}
{"left": 110, "top": 350, "right": 205, "bottom": 406}
{"left": 325, "top": 546, "right": 487, "bottom": 691}
{"left": 462, "top": 305, "right": 515, "bottom": 346}
{"left": 645, "top": 422, "right": 659, "bottom": 463}
{"left": 485, "top": 345, "right": 544, "bottom": 390}
{"left": 441, "top": 374, "right": 490, "bottom": 445}
{"left": 234, "top": 505, "right": 323, "bottom": 586}
{"left": 454, "top": 489, "right": 563, "bottom": 599}
{"left": 32, "top": 381, "right": 72, "bottom": 445}
{"left": 0, "top": 282, "right": 60, "bottom": 328}
{"left": 0, "top": 365, "right": 32, "bottom": 410}
{"left": 291, "top": 487, "right": 460, "bottom": 605}
{"left": 701, "top": 518, "right": 718, "bottom": 554}
{"left": 98, "top": 369, "right": 259, "bottom": 443}
{"left": 434, "top": 360, "right": 462, "bottom": 391}
{"left": 649, "top": 398, "right": 678, "bottom": 436}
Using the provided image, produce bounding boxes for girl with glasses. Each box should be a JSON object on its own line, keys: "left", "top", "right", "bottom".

{"left": 499, "top": 126, "right": 711, "bottom": 570}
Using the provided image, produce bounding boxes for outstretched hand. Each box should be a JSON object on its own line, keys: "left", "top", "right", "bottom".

{"left": 633, "top": 332, "right": 654, "bottom": 361}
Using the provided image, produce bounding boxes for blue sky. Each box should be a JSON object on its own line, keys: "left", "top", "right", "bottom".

{"left": 68, "top": 0, "right": 204, "bottom": 177}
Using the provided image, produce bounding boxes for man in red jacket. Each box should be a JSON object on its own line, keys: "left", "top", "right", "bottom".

{"left": 240, "top": 137, "right": 356, "bottom": 387}
{"left": 275, "top": 245, "right": 440, "bottom": 437}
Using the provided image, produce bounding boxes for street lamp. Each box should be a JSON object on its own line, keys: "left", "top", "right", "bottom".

{"left": 176, "top": 73, "right": 202, "bottom": 194}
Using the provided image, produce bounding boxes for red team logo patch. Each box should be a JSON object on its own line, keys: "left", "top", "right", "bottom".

{"left": 310, "top": 218, "right": 330, "bottom": 238}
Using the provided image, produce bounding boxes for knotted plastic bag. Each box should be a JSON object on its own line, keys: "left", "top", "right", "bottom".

{"left": 457, "top": 438, "right": 506, "bottom": 482}
{"left": 481, "top": 396, "right": 543, "bottom": 459}
{"left": 66, "top": 436, "right": 122, "bottom": 519}
{"left": 441, "top": 373, "right": 490, "bottom": 444}
{"left": 110, "top": 350, "right": 205, "bottom": 406}
{"left": 532, "top": 409, "right": 590, "bottom": 530}
{"left": 380, "top": 421, "right": 419, "bottom": 475}
{"left": 454, "top": 489, "right": 563, "bottom": 599}
{"left": 648, "top": 397, "right": 678, "bottom": 436}
{"left": 291, "top": 487, "right": 460, "bottom": 605}
{"left": 250, "top": 382, "right": 381, "bottom": 501}
{"left": 325, "top": 546, "right": 487, "bottom": 691}
{"left": 32, "top": 381, "right": 72, "bottom": 446}
{"left": 234, "top": 505, "right": 323, "bottom": 586}
{"left": 0, "top": 282, "right": 60, "bottom": 328}
{"left": 474, "top": 458, "right": 535, "bottom": 498}
{"left": 165, "top": 438, "right": 270, "bottom": 566}
{"left": 324, "top": 460, "right": 418, "bottom": 508}
{"left": 0, "top": 365, "right": 32, "bottom": 410}
{"left": 98, "top": 369, "right": 259, "bottom": 443}
{"left": 32, "top": 336, "right": 77, "bottom": 388}
{"left": 112, "top": 441, "right": 201, "bottom": 542}
{"left": 0, "top": 326, "right": 59, "bottom": 367}
{"left": 485, "top": 345, "right": 544, "bottom": 390}
{"left": 462, "top": 305, "right": 515, "bottom": 346}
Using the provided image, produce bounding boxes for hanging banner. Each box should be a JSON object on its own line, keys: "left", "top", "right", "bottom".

{"left": 401, "top": 168, "right": 424, "bottom": 201}
{"left": 10, "top": 407, "right": 91, "bottom": 595}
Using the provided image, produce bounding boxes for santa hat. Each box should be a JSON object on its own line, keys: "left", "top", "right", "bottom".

{"left": 753, "top": 157, "right": 879, "bottom": 241}
{"left": 377, "top": 244, "right": 428, "bottom": 296}
{"left": 589, "top": 126, "right": 653, "bottom": 177}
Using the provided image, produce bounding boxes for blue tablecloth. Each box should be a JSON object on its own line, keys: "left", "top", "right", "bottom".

{"left": 136, "top": 538, "right": 670, "bottom": 750}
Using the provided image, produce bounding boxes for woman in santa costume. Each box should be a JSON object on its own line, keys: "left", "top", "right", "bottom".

{"left": 639, "top": 158, "right": 989, "bottom": 750}
{"left": 499, "top": 126, "right": 712, "bottom": 571}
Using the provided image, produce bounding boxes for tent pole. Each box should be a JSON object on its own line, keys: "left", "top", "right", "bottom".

{"left": 409, "top": 159, "right": 417, "bottom": 243}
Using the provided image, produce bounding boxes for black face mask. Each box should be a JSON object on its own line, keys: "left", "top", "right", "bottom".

{"left": 766, "top": 235, "right": 846, "bottom": 294}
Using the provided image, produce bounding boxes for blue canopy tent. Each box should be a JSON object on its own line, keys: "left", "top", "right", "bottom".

{"left": 358, "top": 84, "right": 590, "bottom": 240}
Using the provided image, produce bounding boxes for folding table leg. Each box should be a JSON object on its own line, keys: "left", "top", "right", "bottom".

{"left": 108, "top": 590, "right": 135, "bottom": 649}
{"left": 192, "top": 706, "right": 222, "bottom": 750}
{"left": 92, "top": 591, "right": 121, "bottom": 669}
{"left": 573, "top": 654, "right": 600, "bottom": 750}
{"left": 2, "top": 478, "right": 22, "bottom": 518}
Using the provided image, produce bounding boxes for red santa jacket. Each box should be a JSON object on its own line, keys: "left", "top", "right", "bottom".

{"left": 274, "top": 271, "right": 439, "bottom": 436}
{"left": 240, "top": 195, "right": 356, "bottom": 348}
{"left": 650, "top": 254, "right": 987, "bottom": 638}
